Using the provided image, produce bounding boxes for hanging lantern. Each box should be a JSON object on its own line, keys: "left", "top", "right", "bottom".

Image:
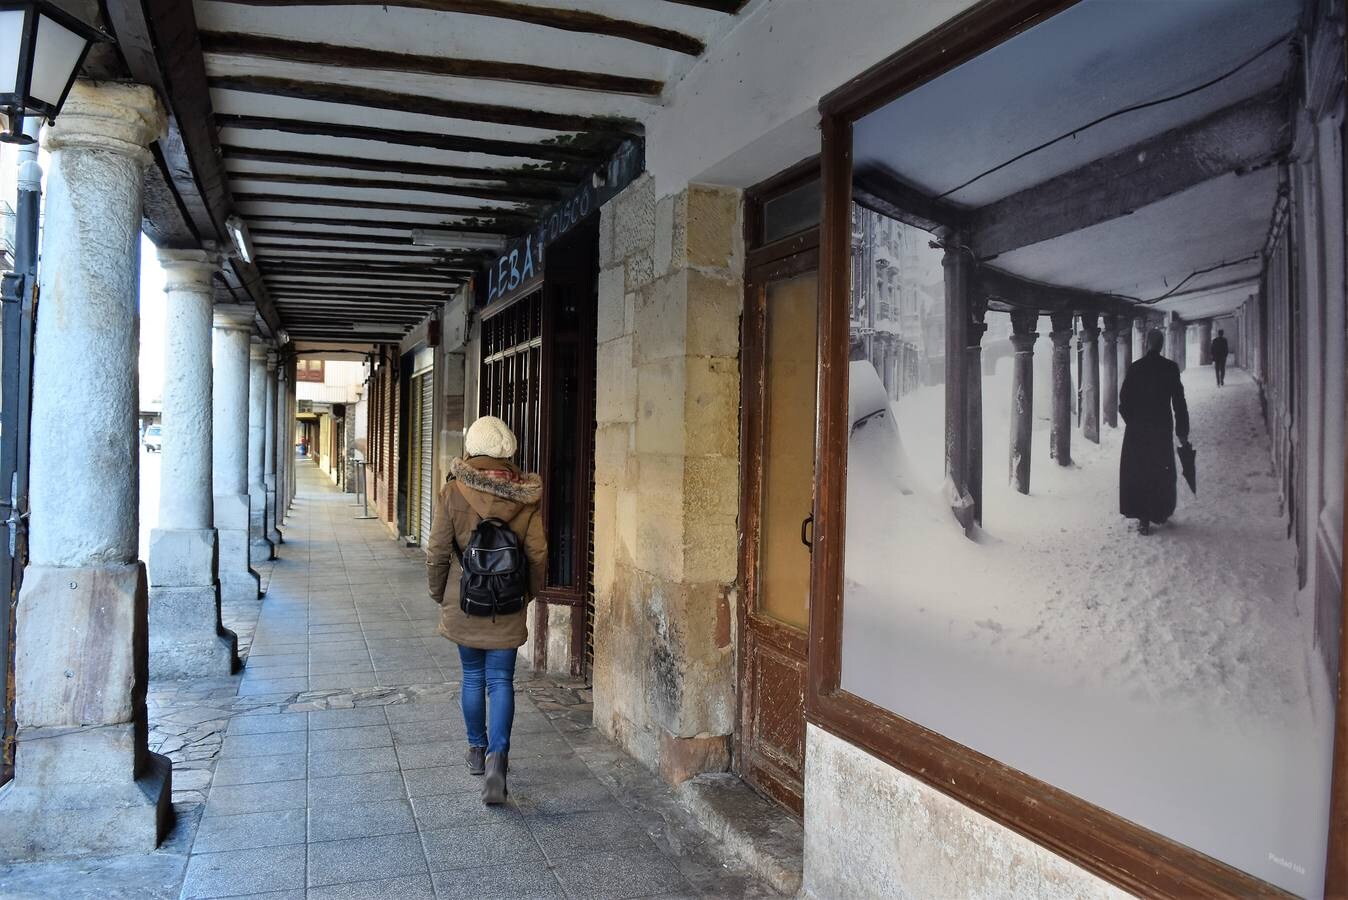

{"left": 0, "top": 1, "right": 109, "bottom": 145}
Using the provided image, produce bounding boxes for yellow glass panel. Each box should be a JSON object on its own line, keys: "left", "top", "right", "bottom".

{"left": 758, "top": 272, "right": 818, "bottom": 630}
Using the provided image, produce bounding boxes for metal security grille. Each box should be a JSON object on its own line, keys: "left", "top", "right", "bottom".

{"left": 418, "top": 372, "right": 435, "bottom": 541}
{"left": 479, "top": 291, "right": 543, "bottom": 474}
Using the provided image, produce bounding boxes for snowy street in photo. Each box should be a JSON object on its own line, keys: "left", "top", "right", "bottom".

{"left": 842, "top": 361, "right": 1335, "bottom": 896}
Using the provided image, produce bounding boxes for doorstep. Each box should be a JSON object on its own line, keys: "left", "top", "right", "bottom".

{"left": 677, "top": 773, "right": 805, "bottom": 896}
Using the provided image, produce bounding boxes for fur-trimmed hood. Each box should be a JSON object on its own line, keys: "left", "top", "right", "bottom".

{"left": 450, "top": 455, "right": 543, "bottom": 507}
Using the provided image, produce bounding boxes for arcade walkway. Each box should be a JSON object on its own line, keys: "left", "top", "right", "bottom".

{"left": 0, "top": 462, "right": 775, "bottom": 900}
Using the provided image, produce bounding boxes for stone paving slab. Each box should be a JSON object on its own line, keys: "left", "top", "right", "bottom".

{"left": 0, "top": 462, "right": 779, "bottom": 899}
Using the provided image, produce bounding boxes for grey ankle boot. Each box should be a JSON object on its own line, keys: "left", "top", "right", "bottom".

{"left": 482, "top": 751, "right": 508, "bottom": 805}
{"left": 465, "top": 746, "right": 486, "bottom": 776}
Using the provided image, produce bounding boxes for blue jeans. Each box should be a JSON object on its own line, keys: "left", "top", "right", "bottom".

{"left": 457, "top": 645, "right": 517, "bottom": 755}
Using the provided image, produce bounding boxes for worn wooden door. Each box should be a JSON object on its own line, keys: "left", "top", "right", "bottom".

{"left": 738, "top": 229, "right": 818, "bottom": 817}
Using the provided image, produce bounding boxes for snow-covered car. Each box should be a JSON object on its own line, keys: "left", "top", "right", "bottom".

{"left": 142, "top": 424, "right": 162, "bottom": 452}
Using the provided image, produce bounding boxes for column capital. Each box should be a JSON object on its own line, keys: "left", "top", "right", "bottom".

{"left": 266, "top": 350, "right": 279, "bottom": 371}
{"left": 249, "top": 337, "right": 269, "bottom": 362}
{"left": 158, "top": 248, "right": 221, "bottom": 293}
{"left": 213, "top": 303, "right": 256, "bottom": 333}
{"left": 1010, "top": 332, "right": 1039, "bottom": 353}
{"left": 1049, "top": 310, "right": 1075, "bottom": 337}
{"left": 41, "top": 81, "right": 166, "bottom": 164}
{"left": 1078, "top": 311, "right": 1100, "bottom": 337}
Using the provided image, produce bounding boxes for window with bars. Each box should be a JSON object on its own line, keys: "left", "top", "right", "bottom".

{"left": 478, "top": 291, "right": 545, "bottom": 476}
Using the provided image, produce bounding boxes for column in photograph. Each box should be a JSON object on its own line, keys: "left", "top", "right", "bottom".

{"left": 1101, "top": 315, "right": 1119, "bottom": 429}
{"left": 214, "top": 308, "right": 261, "bottom": 602}
{"left": 1169, "top": 316, "right": 1188, "bottom": 371}
{"left": 265, "top": 350, "right": 282, "bottom": 546}
{"left": 967, "top": 298, "right": 988, "bottom": 525}
{"left": 1079, "top": 312, "right": 1100, "bottom": 444}
{"left": 939, "top": 228, "right": 974, "bottom": 530}
{"left": 1049, "top": 311, "right": 1074, "bottom": 466}
{"left": 1198, "top": 319, "right": 1213, "bottom": 365}
{"left": 0, "top": 81, "right": 172, "bottom": 858}
{"left": 248, "top": 339, "right": 274, "bottom": 561}
{"left": 275, "top": 357, "right": 289, "bottom": 534}
{"left": 1008, "top": 309, "right": 1039, "bottom": 494}
{"left": 148, "top": 249, "right": 238, "bottom": 678}
{"left": 1118, "top": 315, "right": 1134, "bottom": 379}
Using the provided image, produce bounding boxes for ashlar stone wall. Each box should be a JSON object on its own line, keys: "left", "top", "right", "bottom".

{"left": 592, "top": 175, "right": 744, "bottom": 782}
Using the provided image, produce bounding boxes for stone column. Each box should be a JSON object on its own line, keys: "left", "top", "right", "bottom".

{"left": 248, "top": 340, "right": 274, "bottom": 561}
{"left": 1008, "top": 310, "right": 1039, "bottom": 494}
{"left": 0, "top": 81, "right": 172, "bottom": 859}
{"left": 940, "top": 229, "right": 975, "bottom": 531}
{"left": 1079, "top": 313, "right": 1100, "bottom": 444}
{"left": 1198, "top": 319, "right": 1213, "bottom": 365}
{"left": 214, "top": 309, "right": 261, "bottom": 602}
{"left": 966, "top": 299, "right": 988, "bottom": 526}
{"left": 1168, "top": 317, "right": 1188, "bottom": 371}
{"left": 1101, "top": 315, "right": 1119, "bottom": 429}
{"left": 1118, "top": 316, "right": 1134, "bottom": 379}
{"left": 1049, "top": 311, "right": 1074, "bottom": 466}
{"left": 275, "top": 359, "right": 289, "bottom": 534}
{"left": 148, "top": 249, "right": 238, "bottom": 679}
{"left": 264, "top": 351, "right": 282, "bottom": 545}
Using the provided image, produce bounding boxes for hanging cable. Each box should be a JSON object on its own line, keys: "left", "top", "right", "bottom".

{"left": 1133, "top": 254, "right": 1261, "bottom": 305}
{"left": 933, "top": 35, "right": 1293, "bottom": 201}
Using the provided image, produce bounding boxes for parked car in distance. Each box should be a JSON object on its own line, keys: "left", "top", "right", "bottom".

{"left": 143, "top": 424, "right": 162, "bottom": 452}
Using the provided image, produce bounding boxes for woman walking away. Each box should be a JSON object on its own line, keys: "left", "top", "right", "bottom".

{"left": 427, "top": 416, "right": 546, "bottom": 804}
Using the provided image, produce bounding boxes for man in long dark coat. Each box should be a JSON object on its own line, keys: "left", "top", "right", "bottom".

{"left": 1119, "top": 328, "right": 1189, "bottom": 535}
{"left": 1210, "top": 328, "right": 1229, "bottom": 387}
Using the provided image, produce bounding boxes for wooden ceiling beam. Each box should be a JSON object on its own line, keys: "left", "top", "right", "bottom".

{"left": 258, "top": 257, "right": 473, "bottom": 273}
{"left": 267, "top": 274, "right": 462, "bottom": 289}
{"left": 231, "top": 170, "right": 560, "bottom": 203}
{"left": 223, "top": 145, "right": 575, "bottom": 185}
{"left": 210, "top": 1, "right": 706, "bottom": 55}
{"left": 217, "top": 114, "right": 602, "bottom": 164}
{"left": 235, "top": 191, "right": 534, "bottom": 220}
{"left": 244, "top": 213, "right": 508, "bottom": 234}
{"left": 262, "top": 264, "right": 465, "bottom": 279}
{"left": 659, "top": 0, "right": 747, "bottom": 11}
{"left": 209, "top": 75, "right": 640, "bottom": 136}
{"left": 249, "top": 241, "right": 467, "bottom": 258}
{"left": 252, "top": 227, "right": 415, "bottom": 245}
{"left": 269, "top": 283, "right": 454, "bottom": 300}
{"left": 200, "top": 32, "right": 662, "bottom": 96}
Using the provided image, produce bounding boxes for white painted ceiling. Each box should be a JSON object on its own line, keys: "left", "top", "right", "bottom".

{"left": 194, "top": 0, "right": 753, "bottom": 341}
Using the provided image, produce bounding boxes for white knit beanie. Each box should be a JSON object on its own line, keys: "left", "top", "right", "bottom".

{"left": 464, "top": 416, "right": 518, "bottom": 460}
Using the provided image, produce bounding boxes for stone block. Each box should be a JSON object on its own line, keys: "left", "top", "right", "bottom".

{"left": 616, "top": 490, "right": 639, "bottom": 563}
{"left": 598, "top": 200, "right": 617, "bottom": 269}
{"left": 653, "top": 193, "right": 677, "bottom": 278}
{"left": 682, "top": 455, "right": 740, "bottom": 519}
{"left": 686, "top": 185, "right": 742, "bottom": 273}
{"left": 685, "top": 269, "right": 743, "bottom": 360}
{"left": 595, "top": 336, "right": 637, "bottom": 425}
{"left": 636, "top": 361, "right": 688, "bottom": 457}
{"left": 634, "top": 486, "right": 685, "bottom": 586}
{"left": 677, "top": 773, "right": 803, "bottom": 896}
{"left": 14, "top": 723, "right": 140, "bottom": 786}
{"left": 149, "top": 583, "right": 239, "bottom": 680}
{"left": 625, "top": 251, "right": 655, "bottom": 291}
{"left": 596, "top": 266, "right": 628, "bottom": 344}
{"left": 250, "top": 486, "right": 274, "bottom": 560}
{"left": 635, "top": 271, "right": 689, "bottom": 364}
{"left": 546, "top": 603, "right": 573, "bottom": 675}
{"left": 683, "top": 357, "right": 741, "bottom": 459}
{"left": 593, "top": 423, "right": 631, "bottom": 488}
{"left": 682, "top": 512, "right": 739, "bottom": 587}
{"left": 214, "top": 491, "right": 249, "bottom": 530}
{"left": 591, "top": 484, "right": 619, "bottom": 599}
{"left": 147, "top": 527, "right": 217, "bottom": 588}
{"left": 659, "top": 731, "right": 729, "bottom": 786}
{"left": 15, "top": 563, "right": 146, "bottom": 728}
{"left": 0, "top": 750, "right": 172, "bottom": 860}
{"left": 612, "top": 175, "right": 656, "bottom": 262}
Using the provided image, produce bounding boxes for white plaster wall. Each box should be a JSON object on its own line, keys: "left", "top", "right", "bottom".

{"left": 801, "top": 725, "right": 1127, "bottom": 900}
{"left": 646, "top": 0, "right": 979, "bottom": 194}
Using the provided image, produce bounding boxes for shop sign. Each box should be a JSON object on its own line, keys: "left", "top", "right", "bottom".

{"left": 480, "top": 139, "right": 643, "bottom": 307}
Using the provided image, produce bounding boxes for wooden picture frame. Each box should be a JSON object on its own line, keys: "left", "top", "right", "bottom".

{"left": 806, "top": 0, "right": 1347, "bottom": 896}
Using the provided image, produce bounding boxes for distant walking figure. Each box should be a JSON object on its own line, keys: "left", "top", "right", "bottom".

{"left": 427, "top": 416, "right": 547, "bottom": 805}
{"left": 1119, "top": 329, "right": 1190, "bottom": 535}
{"left": 1210, "top": 329, "right": 1229, "bottom": 387}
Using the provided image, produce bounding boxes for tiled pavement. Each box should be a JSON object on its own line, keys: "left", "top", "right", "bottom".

{"left": 0, "top": 461, "right": 777, "bottom": 900}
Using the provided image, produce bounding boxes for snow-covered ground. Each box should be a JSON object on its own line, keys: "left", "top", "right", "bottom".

{"left": 841, "top": 362, "right": 1335, "bottom": 897}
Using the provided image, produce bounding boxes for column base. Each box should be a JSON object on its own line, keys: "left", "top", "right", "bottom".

{"left": 266, "top": 488, "right": 282, "bottom": 545}
{"left": 217, "top": 492, "right": 262, "bottom": 600}
{"left": 250, "top": 488, "right": 275, "bottom": 561}
{"left": 0, "top": 750, "right": 172, "bottom": 860}
{"left": 5, "top": 561, "right": 173, "bottom": 858}
{"left": 149, "top": 584, "right": 240, "bottom": 679}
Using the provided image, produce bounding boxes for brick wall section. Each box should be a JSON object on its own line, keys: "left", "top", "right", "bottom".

{"left": 591, "top": 175, "right": 744, "bottom": 779}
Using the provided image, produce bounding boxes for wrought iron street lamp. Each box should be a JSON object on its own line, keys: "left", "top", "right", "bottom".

{"left": 0, "top": 0, "right": 108, "bottom": 144}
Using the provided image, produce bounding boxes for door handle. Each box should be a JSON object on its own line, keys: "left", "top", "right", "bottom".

{"left": 801, "top": 514, "right": 814, "bottom": 549}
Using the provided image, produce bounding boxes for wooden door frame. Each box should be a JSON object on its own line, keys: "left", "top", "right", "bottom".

{"left": 735, "top": 160, "right": 821, "bottom": 817}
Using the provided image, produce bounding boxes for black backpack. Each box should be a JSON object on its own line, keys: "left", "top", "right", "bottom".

{"left": 453, "top": 517, "right": 528, "bottom": 618}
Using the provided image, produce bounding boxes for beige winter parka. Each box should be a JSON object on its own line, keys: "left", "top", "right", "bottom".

{"left": 427, "top": 455, "right": 547, "bottom": 650}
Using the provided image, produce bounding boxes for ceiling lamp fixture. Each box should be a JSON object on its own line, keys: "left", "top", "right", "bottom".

{"left": 410, "top": 229, "right": 505, "bottom": 253}
{"left": 226, "top": 214, "right": 255, "bottom": 264}
{"left": 0, "top": 1, "right": 109, "bottom": 144}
